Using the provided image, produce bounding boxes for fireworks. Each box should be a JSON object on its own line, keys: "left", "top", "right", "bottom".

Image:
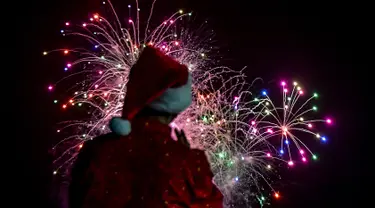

{"left": 208, "top": 79, "right": 333, "bottom": 206}
{"left": 45, "top": 0, "right": 333, "bottom": 206}
{"left": 47, "top": 0, "right": 213, "bottom": 170}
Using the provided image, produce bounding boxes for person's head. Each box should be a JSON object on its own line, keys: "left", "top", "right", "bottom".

{"left": 109, "top": 46, "right": 191, "bottom": 135}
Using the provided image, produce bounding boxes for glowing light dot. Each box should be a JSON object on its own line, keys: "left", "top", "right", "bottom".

{"left": 262, "top": 90, "right": 267, "bottom": 96}
{"left": 267, "top": 165, "right": 271, "bottom": 169}
{"left": 282, "top": 127, "right": 288, "bottom": 132}
{"left": 57, "top": 129, "right": 60, "bottom": 133}
{"left": 314, "top": 93, "right": 319, "bottom": 98}
{"left": 65, "top": 22, "right": 70, "bottom": 26}
{"left": 280, "top": 149, "right": 284, "bottom": 154}
{"left": 163, "top": 21, "right": 167, "bottom": 25}
{"left": 265, "top": 102, "right": 269, "bottom": 105}
{"left": 285, "top": 140, "right": 289, "bottom": 144}
{"left": 174, "top": 41, "right": 179, "bottom": 45}
{"left": 170, "top": 20, "right": 174, "bottom": 24}
{"left": 235, "top": 177, "right": 239, "bottom": 181}
{"left": 326, "top": 118, "right": 332, "bottom": 124}
{"left": 312, "top": 106, "right": 318, "bottom": 111}
{"left": 266, "top": 153, "right": 271, "bottom": 157}
{"left": 67, "top": 63, "right": 72, "bottom": 68}
{"left": 79, "top": 144, "right": 83, "bottom": 148}
{"left": 288, "top": 161, "right": 294, "bottom": 166}
{"left": 201, "top": 53, "right": 205, "bottom": 57}
{"left": 188, "top": 12, "right": 192, "bottom": 16}
{"left": 299, "top": 117, "right": 304, "bottom": 121}
{"left": 285, "top": 105, "right": 288, "bottom": 109}
{"left": 300, "top": 150, "right": 305, "bottom": 154}
{"left": 60, "top": 30, "right": 64, "bottom": 33}
{"left": 281, "top": 81, "right": 286, "bottom": 86}
{"left": 302, "top": 157, "right": 307, "bottom": 162}
{"left": 94, "top": 14, "right": 99, "bottom": 19}
{"left": 128, "top": 5, "right": 131, "bottom": 8}
{"left": 82, "top": 23, "right": 87, "bottom": 27}
{"left": 308, "top": 123, "right": 313, "bottom": 128}
{"left": 287, "top": 97, "right": 291, "bottom": 100}
{"left": 90, "top": 18, "right": 94, "bottom": 21}
{"left": 117, "top": 64, "right": 122, "bottom": 68}
{"left": 98, "top": 71, "right": 103, "bottom": 74}
{"left": 43, "top": 51, "right": 47, "bottom": 55}
{"left": 137, "top": 8, "right": 140, "bottom": 11}
{"left": 297, "top": 86, "right": 301, "bottom": 90}
{"left": 321, "top": 136, "right": 327, "bottom": 142}
{"left": 316, "top": 133, "right": 321, "bottom": 138}
{"left": 128, "top": 19, "right": 133, "bottom": 23}
{"left": 241, "top": 156, "right": 244, "bottom": 160}
{"left": 284, "top": 88, "right": 288, "bottom": 93}
{"left": 293, "top": 81, "right": 298, "bottom": 86}
{"left": 179, "top": 9, "right": 183, "bottom": 14}
{"left": 53, "top": 171, "right": 57, "bottom": 175}
{"left": 299, "top": 90, "right": 304, "bottom": 95}
{"left": 54, "top": 100, "right": 58, "bottom": 104}
{"left": 267, "top": 128, "right": 273, "bottom": 133}
{"left": 64, "top": 50, "right": 69, "bottom": 54}
{"left": 274, "top": 193, "right": 280, "bottom": 199}
{"left": 62, "top": 104, "right": 67, "bottom": 109}
{"left": 251, "top": 121, "right": 256, "bottom": 125}
{"left": 261, "top": 196, "right": 265, "bottom": 201}
{"left": 94, "top": 84, "right": 98, "bottom": 88}
{"left": 312, "top": 155, "right": 318, "bottom": 160}
{"left": 48, "top": 85, "right": 53, "bottom": 91}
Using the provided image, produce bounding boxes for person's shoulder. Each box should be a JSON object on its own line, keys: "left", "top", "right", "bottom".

{"left": 184, "top": 148, "right": 209, "bottom": 160}
{"left": 85, "top": 132, "right": 119, "bottom": 146}
{"left": 78, "top": 133, "right": 119, "bottom": 155}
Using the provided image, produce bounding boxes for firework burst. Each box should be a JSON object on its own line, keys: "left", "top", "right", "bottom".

{"left": 46, "top": 0, "right": 216, "bottom": 171}
{"left": 211, "top": 80, "right": 333, "bottom": 206}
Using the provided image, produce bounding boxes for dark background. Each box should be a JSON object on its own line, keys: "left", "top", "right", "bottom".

{"left": 10, "top": 0, "right": 370, "bottom": 207}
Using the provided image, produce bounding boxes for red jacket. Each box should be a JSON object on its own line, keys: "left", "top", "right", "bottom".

{"left": 69, "top": 117, "right": 223, "bottom": 208}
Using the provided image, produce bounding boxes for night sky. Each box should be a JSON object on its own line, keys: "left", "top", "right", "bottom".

{"left": 12, "top": 0, "right": 370, "bottom": 207}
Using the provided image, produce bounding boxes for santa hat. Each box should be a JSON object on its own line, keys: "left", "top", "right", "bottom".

{"left": 109, "top": 46, "right": 192, "bottom": 136}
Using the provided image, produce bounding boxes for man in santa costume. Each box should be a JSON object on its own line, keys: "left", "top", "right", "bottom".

{"left": 69, "top": 46, "right": 223, "bottom": 208}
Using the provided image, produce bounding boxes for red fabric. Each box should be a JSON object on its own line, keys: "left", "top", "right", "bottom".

{"left": 69, "top": 118, "right": 223, "bottom": 208}
{"left": 122, "top": 46, "right": 189, "bottom": 120}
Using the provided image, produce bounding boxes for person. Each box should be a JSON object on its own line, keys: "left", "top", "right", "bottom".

{"left": 69, "top": 46, "right": 223, "bottom": 208}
